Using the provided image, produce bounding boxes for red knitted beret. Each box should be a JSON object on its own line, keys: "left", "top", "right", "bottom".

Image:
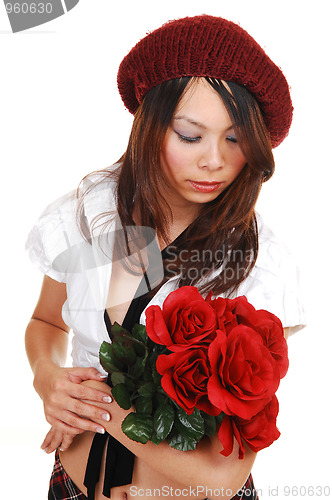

{"left": 117, "top": 15, "right": 293, "bottom": 148}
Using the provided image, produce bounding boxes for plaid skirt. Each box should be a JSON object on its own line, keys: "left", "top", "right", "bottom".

{"left": 48, "top": 449, "right": 259, "bottom": 499}
{"left": 48, "top": 450, "right": 87, "bottom": 500}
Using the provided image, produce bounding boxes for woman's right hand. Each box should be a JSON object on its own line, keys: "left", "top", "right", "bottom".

{"left": 34, "top": 359, "right": 113, "bottom": 451}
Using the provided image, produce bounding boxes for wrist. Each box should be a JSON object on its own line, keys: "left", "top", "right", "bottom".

{"left": 33, "top": 358, "right": 59, "bottom": 398}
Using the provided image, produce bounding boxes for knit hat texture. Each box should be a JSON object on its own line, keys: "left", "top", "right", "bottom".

{"left": 117, "top": 15, "right": 293, "bottom": 148}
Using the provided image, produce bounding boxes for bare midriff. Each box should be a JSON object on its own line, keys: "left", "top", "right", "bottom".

{"left": 59, "top": 432, "right": 205, "bottom": 500}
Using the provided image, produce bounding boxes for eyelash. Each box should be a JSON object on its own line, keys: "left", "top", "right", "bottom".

{"left": 175, "top": 131, "right": 238, "bottom": 145}
{"left": 176, "top": 132, "right": 201, "bottom": 144}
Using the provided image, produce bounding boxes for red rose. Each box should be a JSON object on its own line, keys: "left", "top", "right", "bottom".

{"left": 207, "top": 295, "right": 288, "bottom": 379}
{"left": 216, "top": 414, "right": 245, "bottom": 458}
{"left": 145, "top": 286, "right": 217, "bottom": 351}
{"left": 218, "top": 396, "right": 281, "bottom": 458}
{"left": 236, "top": 395, "right": 281, "bottom": 452}
{"left": 207, "top": 326, "right": 280, "bottom": 420}
{"left": 156, "top": 347, "right": 220, "bottom": 416}
{"left": 254, "top": 310, "right": 289, "bottom": 378}
{"left": 207, "top": 295, "right": 257, "bottom": 333}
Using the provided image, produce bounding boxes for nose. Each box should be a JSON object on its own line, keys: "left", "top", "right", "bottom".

{"left": 198, "top": 140, "right": 224, "bottom": 170}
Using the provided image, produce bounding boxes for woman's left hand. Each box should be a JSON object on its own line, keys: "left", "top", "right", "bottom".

{"left": 41, "top": 378, "right": 113, "bottom": 454}
{"left": 41, "top": 425, "right": 83, "bottom": 453}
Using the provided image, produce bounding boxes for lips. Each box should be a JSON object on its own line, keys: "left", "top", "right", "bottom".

{"left": 189, "top": 181, "right": 223, "bottom": 193}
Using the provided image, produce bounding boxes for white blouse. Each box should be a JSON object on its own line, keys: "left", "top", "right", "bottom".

{"left": 26, "top": 174, "right": 306, "bottom": 374}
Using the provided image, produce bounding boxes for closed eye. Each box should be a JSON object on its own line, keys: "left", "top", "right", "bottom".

{"left": 226, "top": 135, "right": 237, "bottom": 143}
{"left": 175, "top": 131, "right": 202, "bottom": 144}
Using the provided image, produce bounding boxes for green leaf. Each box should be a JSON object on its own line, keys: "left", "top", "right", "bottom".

{"left": 111, "top": 383, "right": 131, "bottom": 410}
{"left": 151, "top": 353, "right": 162, "bottom": 384}
{"left": 153, "top": 404, "right": 174, "bottom": 440}
{"left": 138, "top": 381, "right": 156, "bottom": 398}
{"left": 132, "top": 341, "right": 148, "bottom": 357}
{"left": 215, "top": 412, "right": 225, "bottom": 426}
{"left": 99, "top": 341, "right": 123, "bottom": 373}
{"left": 132, "top": 324, "right": 148, "bottom": 344}
{"left": 201, "top": 412, "right": 217, "bottom": 437}
{"left": 123, "top": 376, "right": 136, "bottom": 392}
{"left": 111, "top": 372, "right": 126, "bottom": 386}
{"left": 167, "top": 429, "right": 197, "bottom": 451}
{"left": 175, "top": 407, "right": 205, "bottom": 441}
{"left": 150, "top": 431, "right": 164, "bottom": 445}
{"left": 125, "top": 332, "right": 148, "bottom": 357}
{"left": 121, "top": 413, "right": 153, "bottom": 444}
{"left": 149, "top": 349, "right": 169, "bottom": 384}
{"left": 131, "top": 351, "right": 148, "bottom": 379}
{"left": 146, "top": 335, "right": 156, "bottom": 351}
{"left": 112, "top": 333, "right": 137, "bottom": 366}
{"left": 143, "top": 365, "right": 154, "bottom": 382}
{"left": 111, "top": 322, "right": 130, "bottom": 336}
{"left": 135, "top": 396, "right": 153, "bottom": 415}
{"left": 153, "top": 391, "right": 169, "bottom": 407}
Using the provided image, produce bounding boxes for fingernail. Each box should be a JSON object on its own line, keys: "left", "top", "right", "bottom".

{"left": 99, "top": 373, "right": 107, "bottom": 378}
{"left": 103, "top": 395, "right": 112, "bottom": 403}
{"left": 96, "top": 426, "right": 105, "bottom": 434}
{"left": 43, "top": 447, "right": 49, "bottom": 453}
{"left": 102, "top": 413, "right": 110, "bottom": 422}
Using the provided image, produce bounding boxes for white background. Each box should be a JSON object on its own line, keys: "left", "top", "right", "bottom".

{"left": 1, "top": 0, "right": 331, "bottom": 498}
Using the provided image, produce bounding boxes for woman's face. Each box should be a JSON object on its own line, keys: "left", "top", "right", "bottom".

{"left": 160, "top": 78, "right": 247, "bottom": 216}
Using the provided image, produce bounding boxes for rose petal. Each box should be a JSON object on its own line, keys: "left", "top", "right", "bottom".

{"left": 218, "top": 415, "right": 234, "bottom": 457}
{"left": 235, "top": 396, "right": 281, "bottom": 453}
{"left": 156, "top": 347, "right": 220, "bottom": 415}
{"left": 207, "top": 325, "right": 280, "bottom": 420}
{"left": 145, "top": 306, "right": 173, "bottom": 346}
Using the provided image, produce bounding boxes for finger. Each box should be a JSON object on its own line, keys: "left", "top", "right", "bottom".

{"left": 68, "top": 382, "right": 113, "bottom": 405}
{"left": 59, "top": 407, "right": 108, "bottom": 435}
{"left": 41, "top": 428, "right": 63, "bottom": 454}
{"left": 68, "top": 396, "right": 112, "bottom": 424}
{"left": 46, "top": 379, "right": 112, "bottom": 424}
{"left": 41, "top": 427, "right": 56, "bottom": 451}
{"left": 59, "top": 433, "right": 76, "bottom": 452}
{"left": 46, "top": 416, "right": 85, "bottom": 437}
{"left": 45, "top": 397, "right": 109, "bottom": 435}
{"left": 67, "top": 367, "right": 108, "bottom": 383}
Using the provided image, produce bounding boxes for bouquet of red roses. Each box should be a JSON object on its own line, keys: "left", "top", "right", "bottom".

{"left": 99, "top": 286, "right": 288, "bottom": 458}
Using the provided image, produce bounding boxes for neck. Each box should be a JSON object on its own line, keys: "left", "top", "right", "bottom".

{"left": 132, "top": 198, "right": 199, "bottom": 250}
{"left": 159, "top": 206, "right": 199, "bottom": 250}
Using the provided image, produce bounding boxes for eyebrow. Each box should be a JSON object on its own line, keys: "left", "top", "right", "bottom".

{"left": 174, "top": 115, "right": 207, "bottom": 129}
{"left": 174, "top": 115, "right": 234, "bottom": 132}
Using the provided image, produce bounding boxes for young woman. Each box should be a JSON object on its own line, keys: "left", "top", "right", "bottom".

{"left": 25, "top": 15, "right": 305, "bottom": 500}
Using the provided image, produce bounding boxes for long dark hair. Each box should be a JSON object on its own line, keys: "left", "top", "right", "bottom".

{"left": 77, "top": 77, "right": 275, "bottom": 296}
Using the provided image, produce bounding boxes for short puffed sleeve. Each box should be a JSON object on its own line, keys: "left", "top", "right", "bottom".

{"left": 25, "top": 190, "right": 83, "bottom": 283}
{"left": 234, "top": 214, "right": 306, "bottom": 336}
